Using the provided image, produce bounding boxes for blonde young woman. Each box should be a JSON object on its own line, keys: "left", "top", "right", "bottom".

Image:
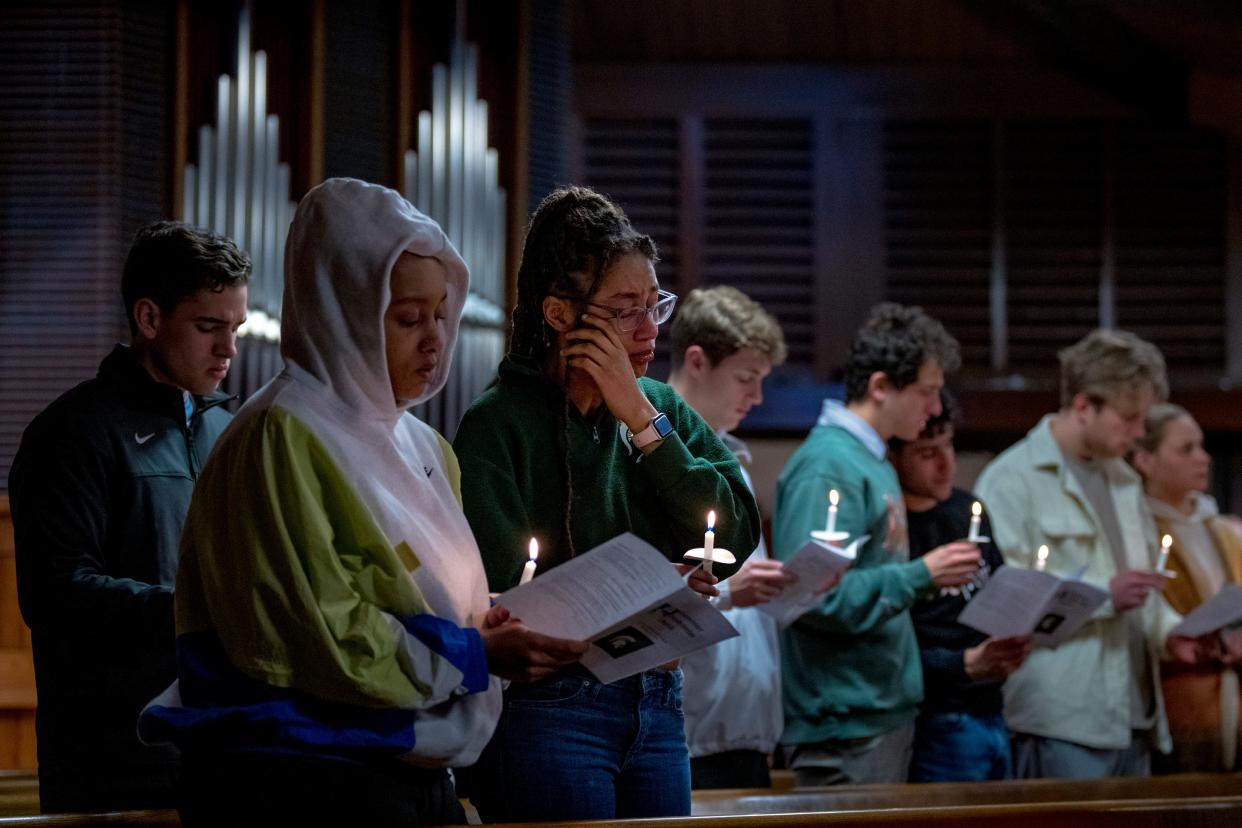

{"left": 1133, "top": 402, "right": 1242, "bottom": 771}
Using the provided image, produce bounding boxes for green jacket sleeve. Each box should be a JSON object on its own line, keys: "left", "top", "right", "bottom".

{"left": 453, "top": 410, "right": 536, "bottom": 592}
{"left": 774, "top": 467, "right": 931, "bottom": 635}
{"left": 635, "top": 390, "right": 760, "bottom": 578}
{"left": 179, "top": 407, "right": 485, "bottom": 709}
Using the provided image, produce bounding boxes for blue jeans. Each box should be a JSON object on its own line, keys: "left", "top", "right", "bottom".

{"left": 909, "top": 711, "right": 1012, "bottom": 782}
{"left": 469, "top": 668, "right": 690, "bottom": 822}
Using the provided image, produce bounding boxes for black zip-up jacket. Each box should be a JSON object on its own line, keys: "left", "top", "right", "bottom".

{"left": 9, "top": 344, "right": 232, "bottom": 812}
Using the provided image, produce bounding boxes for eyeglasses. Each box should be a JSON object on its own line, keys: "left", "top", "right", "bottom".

{"left": 556, "top": 289, "right": 678, "bottom": 332}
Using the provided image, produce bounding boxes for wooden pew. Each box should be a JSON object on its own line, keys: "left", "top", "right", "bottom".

{"left": 0, "top": 771, "right": 38, "bottom": 818}
{"left": 690, "top": 772, "right": 1242, "bottom": 816}
{"left": 0, "top": 814, "right": 177, "bottom": 826}
{"left": 482, "top": 797, "right": 1242, "bottom": 827}
{"left": 2, "top": 796, "right": 1241, "bottom": 827}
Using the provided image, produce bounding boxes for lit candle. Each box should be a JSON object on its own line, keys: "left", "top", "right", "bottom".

{"left": 703, "top": 511, "right": 716, "bottom": 576}
{"left": 1035, "top": 544, "right": 1049, "bottom": 573}
{"left": 967, "top": 501, "right": 983, "bottom": 542}
{"left": 825, "top": 490, "right": 839, "bottom": 536}
{"left": 519, "top": 538, "right": 539, "bottom": 585}
{"left": 1156, "top": 534, "right": 1172, "bottom": 574}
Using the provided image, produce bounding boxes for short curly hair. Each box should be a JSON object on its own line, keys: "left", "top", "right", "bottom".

{"left": 844, "top": 302, "right": 960, "bottom": 404}
{"left": 1058, "top": 329, "right": 1168, "bottom": 408}
{"left": 669, "top": 286, "right": 787, "bottom": 369}
{"left": 122, "top": 221, "right": 251, "bottom": 335}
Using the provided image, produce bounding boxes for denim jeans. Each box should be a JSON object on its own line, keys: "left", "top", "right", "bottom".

{"left": 909, "top": 711, "right": 1013, "bottom": 782}
{"left": 468, "top": 668, "right": 690, "bottom": 822}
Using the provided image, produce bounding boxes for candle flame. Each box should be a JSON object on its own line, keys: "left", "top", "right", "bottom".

{"left": 707, "top": 510, "right": 716, "bottom": 531}
{"left": 1037, "top": 545, "right": 1049, "bottom": 563}
{"left": 528, "top": 537, "right": 539, "bottom": 561}
{"left": 972, "top": 501, "right": 982, "bottom": 517}
{"left": 829, "top": 489, "right": 839, "bottom": 507}
{"left": 1161, "top": 534, "right": 1172, "bottom": 550}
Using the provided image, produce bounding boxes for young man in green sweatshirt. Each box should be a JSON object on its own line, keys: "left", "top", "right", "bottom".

{"left": 774, "top": 302, "right": 980, "bottom": 786}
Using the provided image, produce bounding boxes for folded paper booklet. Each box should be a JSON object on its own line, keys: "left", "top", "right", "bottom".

{"left": 1171, "top": 584, "right": 1242, "bottom": 637}
{"left": 495, "top": 532, "right": 739, "bottom": 683}
{"left": 957, "top": 565, "right": 1108, "bottom": 648}
{"left": 757, "top": 535, "right": 869, "bottom": 627}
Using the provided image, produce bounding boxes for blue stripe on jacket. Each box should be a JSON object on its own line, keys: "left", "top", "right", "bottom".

{"left": 139, "top": 630, "right": 417, "bottom": 757}
{"left": 401, "top": 613, "right": 490, "bottom": 694}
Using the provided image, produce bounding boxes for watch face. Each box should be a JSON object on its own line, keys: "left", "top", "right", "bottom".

{"left": 653, "top": 413, "right": 674, "bottom": 438}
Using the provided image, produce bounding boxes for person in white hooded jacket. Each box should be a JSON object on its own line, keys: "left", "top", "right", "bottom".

{"left": 140, "top": 178, "right": 586, "bottom": 827}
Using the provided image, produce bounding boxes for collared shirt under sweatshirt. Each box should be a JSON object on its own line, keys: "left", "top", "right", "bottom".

{"left": 773, "top": 401, "right": 934, "bottom": 744}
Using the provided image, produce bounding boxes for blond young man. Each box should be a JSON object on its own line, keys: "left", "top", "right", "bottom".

{"left": 668, "top": 286, "right": 796, "bottom": 789}
{"left": 976, "top": 329, "right": 1214, "bottom": 778}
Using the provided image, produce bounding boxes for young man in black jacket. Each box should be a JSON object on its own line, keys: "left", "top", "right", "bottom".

{"left": 889, "top": 390, "right": 1030, "bottom": 782}
{"left": 9, "top": 221, "right": 249, "bottom": 812}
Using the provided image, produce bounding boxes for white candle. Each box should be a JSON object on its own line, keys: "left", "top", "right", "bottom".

{"left": 519, "top": 538, "right": 539, "bottom": 585}
{"left": 1156, "top": 534, "right": 1172, "bottom": 573}
{"left": 1035, "top": 544, "right": 1049, "bottom": 573}
{"left": 703, "top": 511, "right": 716, "bottom": 576}
{"left": 967, "top": 501, "right": 983, "bottom": 542}
{"left": 826, "top": 489, "right": 839, "bottom": 535}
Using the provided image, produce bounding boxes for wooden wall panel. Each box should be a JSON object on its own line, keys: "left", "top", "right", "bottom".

{"left": 0, "top": 496, "right": 37, "bottom": 770}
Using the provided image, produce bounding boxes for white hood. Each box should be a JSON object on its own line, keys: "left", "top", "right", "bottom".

{"left": 281, "top": 177, "right": 468, "bottom": 415}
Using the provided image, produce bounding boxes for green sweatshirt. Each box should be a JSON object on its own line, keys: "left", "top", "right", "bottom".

{"left": 773, "top": 421, "right": 933, "bottom": 743}
{"left": 453, "top": 355, "right": 760, "bottom": 591}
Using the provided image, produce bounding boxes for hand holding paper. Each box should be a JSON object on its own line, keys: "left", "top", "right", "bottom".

{"left": 1170, "top": 584, "right": 1242, "bottom": 637}
{"left": 758, "top": 535, "right": 867, "bottom": 627}
{"left": 479, "top": 604, "right": 590, "bottom": 683}
{"left": 727, "top": 558, "right": 799, "bottom": 608}
{"left": 496, "top": 533, "right": 739, "bottom": 683}
{"left": 957, "top": 566, "right": 1108, "bottom": 648}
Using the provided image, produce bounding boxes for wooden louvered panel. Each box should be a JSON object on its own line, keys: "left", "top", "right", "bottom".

{"left": 1004, "top": 122, "right": 1104, "bottom": 377}
{"left": 583, "top": 119, "right": 681, "bottom": 294}
{"left": 0, "top": 3, "right": 170, "bottom": 495}
{"left": 1115, "top": 127, "right": 1226, "bottom": 380}
{"left": 882, "top": 120, "right": 992, "bottom": 369}
{"left": 702, "top": 119, "right": 815, "bottom": 368}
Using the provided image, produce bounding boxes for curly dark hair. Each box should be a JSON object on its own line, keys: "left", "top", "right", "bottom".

{"left": 122, "top": 221, "right": 251, "bottom": 334}
{"left": 507, "top": 186, "right": 658, "bottom": 561}
{"left": 509, "top": 186, "right": 657, "bottom": 362}
{"left": 888, "top": 387, "right": 960, "bottom": 453}
{"left": 843, "top": 302, "right": 960, "bottom": 404}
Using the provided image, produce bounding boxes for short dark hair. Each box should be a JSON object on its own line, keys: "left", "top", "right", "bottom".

{"left": 121, "top": 221, "right": 251, "bottom": 334}
{"left": 509, "top": 186, "right": 657, "bottom": 362}
{"left": 844, "top": 302, "right": 960, "bottom": 404}
{"left": 888, "top": 387, "right": 960, "bottom": 453}
{"left": 669, "top": 286, "right": 787, "bottom": 369}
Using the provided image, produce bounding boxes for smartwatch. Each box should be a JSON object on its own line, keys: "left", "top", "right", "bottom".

{"left": 628, "top": 412, "right": 673, "bottom": 449}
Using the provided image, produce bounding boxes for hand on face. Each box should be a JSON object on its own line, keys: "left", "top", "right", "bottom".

{"left": 562, "top": 310, "right": 657, "bottom": 432}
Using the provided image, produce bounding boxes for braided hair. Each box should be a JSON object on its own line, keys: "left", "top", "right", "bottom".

{"left": 510, "top": 186, "right": 658, "bottom": 362}
{"left": 509, "top": 186, "right": 658, "bottom": 560}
